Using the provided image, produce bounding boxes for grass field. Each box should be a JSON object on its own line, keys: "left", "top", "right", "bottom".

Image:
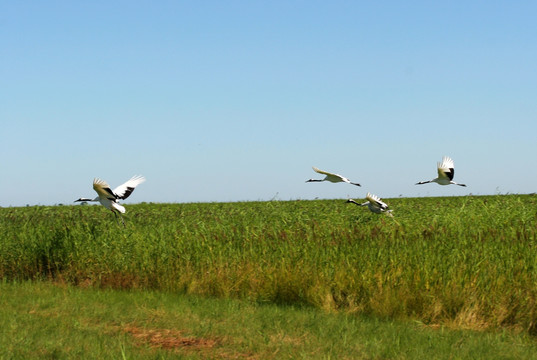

{"left": 1, "top": 194, "right": 537, "bottom": 335}
{"left": 3, "top": 281, "right": 537, "bottom": 359}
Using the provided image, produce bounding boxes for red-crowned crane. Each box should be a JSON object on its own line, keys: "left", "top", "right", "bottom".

{"left": 416, "top": 156, "right": 466, "bottom": 187}
{"left": 75, "top": 175, "right": 145, "bottom": 226}
{"left": 347, "top": 192, "right": 393, "bottom": 217}
{"left": 306, "top": 166, "right": 361, "bottom": 186}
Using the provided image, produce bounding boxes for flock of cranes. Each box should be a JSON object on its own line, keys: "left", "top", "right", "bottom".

{"left": 306, "top": 156, "right": 466, "bottom": 217}
{"left": 75, "top": 156, "right": 465, "bottom": 224}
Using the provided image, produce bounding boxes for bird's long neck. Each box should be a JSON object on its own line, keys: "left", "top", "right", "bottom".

{"left": 75, "top": 197, "right": 99, "bottom": 202}
{"left": 416, "top": 180, "right": 432, "bottom": 185}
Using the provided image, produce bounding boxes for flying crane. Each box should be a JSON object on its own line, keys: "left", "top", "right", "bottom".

{"left": 415, "top": 156, "right": 466, "bottom": 187}
{"left": 75, "top": 175, "right": 145, "bottom": 226}
{"left": 346, "top": 192, "right": 393, "bottom": 217}
{"left": 306, "top": 166, "right": 361, "bottom": 186}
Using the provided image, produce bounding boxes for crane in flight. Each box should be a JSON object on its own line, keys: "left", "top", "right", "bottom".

{"left": 415, "top": 156, "right": 466, "bottom": 187}
{"left": 75, "top": 175, "right": 146, "bottom": 226}
{"left": 306, "top": 166, "right": 361, "bottom": 186}
{"left": 347, "top": 192, "right": 393, "bottom": 217}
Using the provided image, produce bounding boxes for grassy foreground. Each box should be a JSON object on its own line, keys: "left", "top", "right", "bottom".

{"left": 2, "top": 281, "right": 537, "bottom": 359}
{"left": 1, "top": 195, "right": 537, "bottom": 334}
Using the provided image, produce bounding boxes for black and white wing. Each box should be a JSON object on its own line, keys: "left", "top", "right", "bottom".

{"left": 113, "top": 175, "right": 146, "bottom": 200}
{"left": 366, "top": 192, "right": 389, "bottom": 211}
{"left": 312, "top": 166, "right": 359, "bottom": 185}
{"left": 312, "top": 166, "right": 344, "bottom": 180}
{"left": 93, "top": 178, "right": 117, "bottom": 200}
{"left": 437, "top": 156, "right": 455, "bottom": 181}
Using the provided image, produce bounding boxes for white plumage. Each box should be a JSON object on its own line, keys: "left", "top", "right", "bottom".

{"left": 347, "top": 192, "right": 393, "bottom": 216}
{"left": 416, "top": 156, "right": 466, "bottom": 187}
{"left": 306, "top": 166, "right": 361, "bottom": 186}
{"left": 75, "top": 175, "right": 146, "bottom": 225}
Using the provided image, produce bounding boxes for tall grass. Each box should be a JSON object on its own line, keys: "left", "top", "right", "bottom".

{"left": 1, "top": 195, "right": 536, "bottom": 333}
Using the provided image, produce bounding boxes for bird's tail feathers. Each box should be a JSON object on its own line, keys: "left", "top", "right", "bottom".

{"left": 112, "top": 202, "right": 126, "bottom": 214}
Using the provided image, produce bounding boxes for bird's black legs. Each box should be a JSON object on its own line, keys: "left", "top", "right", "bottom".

{"left": 119, "top": 214, "right": 126, "bottom": 227}
{"left": 114, "top": 212, "right": 126, "bottom": 227}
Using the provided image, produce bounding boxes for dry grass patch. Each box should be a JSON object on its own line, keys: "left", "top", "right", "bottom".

{"left": 121, "top": 324, "right": 256, "bottom": 359}
{"left": 123, "top": 324, "right": 217, "bottom": 350}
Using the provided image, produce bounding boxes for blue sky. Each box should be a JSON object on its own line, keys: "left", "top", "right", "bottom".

{"left": 1, "top": 1, "right": 536, "bottom": 206}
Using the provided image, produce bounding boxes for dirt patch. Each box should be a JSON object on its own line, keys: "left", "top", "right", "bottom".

{"left": 123, "top": 325, "right": 217, "bottom": 350}
{"left": 119, "top": 324, "right": 257, "bottom": 359}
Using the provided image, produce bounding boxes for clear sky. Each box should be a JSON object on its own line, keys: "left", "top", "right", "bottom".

{"left": 1, "top": 1, "right": 536, "bottom": 206}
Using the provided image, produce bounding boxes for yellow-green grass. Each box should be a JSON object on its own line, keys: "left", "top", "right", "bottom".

{"left": 1, "top": 194, "right": 536, "bottom": 333}
{"left": 3, "top": 281, "right": 537, "bottom": 359}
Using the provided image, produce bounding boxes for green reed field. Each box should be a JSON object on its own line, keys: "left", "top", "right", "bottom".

{"left": 1, "top": 194, "right": 536, "bottom": 334}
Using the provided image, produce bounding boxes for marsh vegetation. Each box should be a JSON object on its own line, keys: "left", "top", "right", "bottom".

{"left": 1, "top": 194, "right": 536, "bottom": 334}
